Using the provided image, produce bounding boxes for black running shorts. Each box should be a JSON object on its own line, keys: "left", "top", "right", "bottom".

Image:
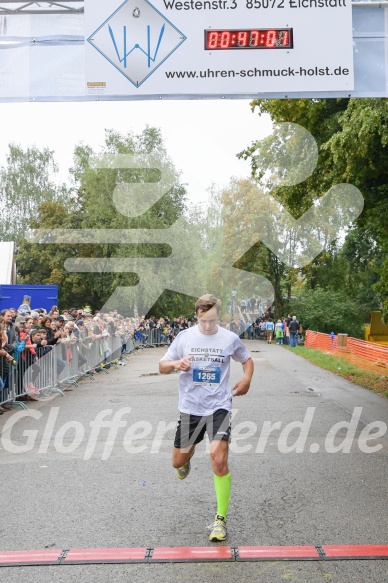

{"left": 174, "top": 408, "right": 231, "bottom": 449}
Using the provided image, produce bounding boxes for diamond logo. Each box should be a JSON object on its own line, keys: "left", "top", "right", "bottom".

{"left": 87, "top": 0, "right": 187, "bottom": 88}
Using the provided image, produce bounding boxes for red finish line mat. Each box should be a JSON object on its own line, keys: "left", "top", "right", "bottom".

{"left": 0, "top": 550, "right": 62, "bottom": 567}
{"left": 236, "top": 546, "right": 320, "bottom": 560}
{"left": 63, "top": 548, "right": 148, "bottom": 564}
{"left": 0, "top": 545, "right": 387, "bottom": 567}
{"left": 322, "top": 545, "right": 388, "bottom": 560}
{"left": 150, "top": 546, "right": 234, "bottom": 562}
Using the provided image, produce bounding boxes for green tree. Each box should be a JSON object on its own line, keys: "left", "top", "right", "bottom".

{"left": 74, "top": 127, "right": 192, "bottom": 314}
{"left": 0, "top": 143, "right": 70, "bottom": 242}
{"left": 239, "top": 98, "right": 386, "bottom": 319}
{"left": 186, "top": 184, "right": 228, "bottom": 305}
{"left": 219, "top": 178, "right": 289, "bottom": 316}
{"left": 17, "top": 128, "right": 195, "bottom": 314}
{"left": 16, "top": 201, "right": 96, "bottom": 309}
{"left": 322, "top": 99, "right": 388, "bottom": 319}
{"left": 289, "top": 287, "right": 365, "bottom": 339}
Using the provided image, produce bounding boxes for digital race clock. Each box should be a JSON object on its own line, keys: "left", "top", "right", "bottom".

{"left": 204, "top": 28, "right": 293, "bottom": 50}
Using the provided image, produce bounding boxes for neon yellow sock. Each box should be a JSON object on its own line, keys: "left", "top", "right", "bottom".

{"left": 213, "top": 473, "right": 231, "bottom": 519}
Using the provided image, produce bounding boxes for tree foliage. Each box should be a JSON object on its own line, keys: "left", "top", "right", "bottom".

{"left": 15, "top": 127, "right": 194, "bottom": 314}
{"left": 289, "top": 287, "right": 366, "bottom": 339}
{"left": 8, "top": 99, "right": 388, "bottom": 324}
{"left": 0, "top": 144, "right": 70, "bottom": 242}
{"left": 239, "top": 98, "right": 388, "bottom": 322}
{"left": 219, "top": 178, "right": 288, "bottom": 316}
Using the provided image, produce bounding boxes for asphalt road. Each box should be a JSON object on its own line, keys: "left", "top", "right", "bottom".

{"left": 0, "top": 341, "right": 387, "bottom": 582}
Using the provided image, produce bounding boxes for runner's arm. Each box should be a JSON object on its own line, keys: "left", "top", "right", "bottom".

{"left": 159, "top": 356, "right": 192, "bottom": 374}
{"left": 232, "top": 357, "right": 254, "bottom": 396}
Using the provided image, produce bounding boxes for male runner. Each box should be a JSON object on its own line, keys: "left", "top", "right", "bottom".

{"left": 159, "top": 294, "right": 254, "bottom": 541}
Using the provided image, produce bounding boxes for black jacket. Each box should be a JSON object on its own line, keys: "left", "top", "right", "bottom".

{"left": 4, "top": 323, "right": 17, "bottom": 355}
{"left": 289, "top": 319, "right": 300, "bottom": 333}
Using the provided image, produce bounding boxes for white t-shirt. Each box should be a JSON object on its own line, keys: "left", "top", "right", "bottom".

{"left": 161, "top": 325, "right": 251, "bottom": 416}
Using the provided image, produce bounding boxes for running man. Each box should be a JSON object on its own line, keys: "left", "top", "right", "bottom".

{"left": 159, "top": 294, "right": 254, "bottom": 541}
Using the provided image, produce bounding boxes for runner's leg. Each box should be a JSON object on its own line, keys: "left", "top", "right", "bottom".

{"left": 207, "top": 410, "right": 232, "bottom": 519}
{"left": 172, "top": 413, "right": 206, "bottom": 469}
{"left": 210, "top": 440, "right": 231, "bottom": 518}
{"left": 172, "top": 444, "right": 195, "bottom": 469}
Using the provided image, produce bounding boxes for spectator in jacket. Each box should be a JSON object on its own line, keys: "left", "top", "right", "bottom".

{"left": 275, "top": 320, "right": 284, "bottom": 345}
{"left": 1, "top": 310, "right": 18, "bottom": 357}
{"left": 73, "top": 320, "right": 88, "bottom": 370}
{"left": 265, "top": 318, "right": 274, "bottom": 344}
{"left": 41, "top": 316, "right": 66, "bottom": 377}
{"left": 9, "top": 308, "right": 17, "bottom": 323}
{"left": 0, "top": 315, "right": 15, "bottom": 410}
{"left": 288, "top": 315, "right": 300, "bottom": 348}
{"left": 19, "top": 326, "right": 41, "bottom": 395}
{"left": 17, "top": 295, "right": 32, "bottom": 316}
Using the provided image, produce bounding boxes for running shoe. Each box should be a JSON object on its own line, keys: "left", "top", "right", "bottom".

{"left": 208, "top": 515, "right": 227, "bottom": 541}
{"left": 176, "top": 447, "right": 195, "bottom": 480}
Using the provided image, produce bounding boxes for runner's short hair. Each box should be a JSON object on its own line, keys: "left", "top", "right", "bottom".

{"left": 195, "top": 294, "right": 221, "bottom": 315}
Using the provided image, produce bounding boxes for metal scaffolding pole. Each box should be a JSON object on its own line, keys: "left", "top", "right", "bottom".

{"left": 0, "top": 1, "right": 84, "bottom": 15}
{"left": 0, "top": 0, "right": 387, "bottom": 14}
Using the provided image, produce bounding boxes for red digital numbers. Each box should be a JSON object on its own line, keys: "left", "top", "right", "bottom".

{"left": 237, "top": 31, "right": 248, "bottom": 47}
{"left": 207, "top": 31, "right": 218, "bottom": 49}
{"left": 220, "top": 31, "right": 231, "bottom": 48}
{"left": 205, "top": 28, "right": 293, "bottom": 50}
{"left": 250, "top": 30, "right": 259, "bottom": 47}
{"left": 265, "top": 30, "right": 277, "bottom": 47}
{"left": 279, "top": 30, "right": 289, "bottom": 46}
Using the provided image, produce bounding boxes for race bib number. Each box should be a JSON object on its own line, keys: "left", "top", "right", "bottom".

{"left": 193, "top": 367, "right": 221, "bottom": 387}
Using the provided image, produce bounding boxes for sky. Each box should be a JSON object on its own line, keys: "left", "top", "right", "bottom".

{"left": 0, "top": 99, "right": 273, "bottom": 205}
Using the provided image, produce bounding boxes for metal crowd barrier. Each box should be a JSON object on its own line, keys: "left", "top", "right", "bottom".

{"left": 0, "top": 347, "right": 62, "bottom": 410}
{"left": 0, "top": 329, "right": 170, "bottom": 410}
{"left": 102, "top": 334, "right": 122, "bottom": 369}
{"left": 0, "top": 357, "right": 20, "bottom": 408}
{"left": 145, "top": 328, "right": 167, "bottom": 347}
{"left": 0, "top": 333, "right": 124, "bottom": 408}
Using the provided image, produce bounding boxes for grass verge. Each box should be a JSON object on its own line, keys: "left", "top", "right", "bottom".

{"left": 283, "top": 345, "right": 388, "bottom": 398}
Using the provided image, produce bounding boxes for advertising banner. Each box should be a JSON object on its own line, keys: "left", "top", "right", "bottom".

{"left": 85, "top": 0, "right": 354, "bottom": 96}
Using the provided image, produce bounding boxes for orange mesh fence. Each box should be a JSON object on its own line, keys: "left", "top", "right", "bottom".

{"left": 305, "top": 330, "right": 388, "bottom": 374}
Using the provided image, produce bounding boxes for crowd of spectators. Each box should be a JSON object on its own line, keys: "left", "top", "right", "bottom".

{"left": 244, "top": 314, "right": 303, "bottom": 346}
{"left": 0, "top": 304, "right": 200, "bottom": 409}
{"left": 226, "top": 298, "right": 302, "bottom": 344}
{"left": 0, "top": 299, "right": 302, "bottom": 411}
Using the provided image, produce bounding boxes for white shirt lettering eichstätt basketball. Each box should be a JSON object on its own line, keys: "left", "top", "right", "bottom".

{"left": 161, "top": 325, "right": 251, "bottom": 416}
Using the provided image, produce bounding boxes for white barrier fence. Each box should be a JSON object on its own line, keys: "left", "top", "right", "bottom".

{"left": 0, "top": 333, "right": 133, "bottom": 409}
